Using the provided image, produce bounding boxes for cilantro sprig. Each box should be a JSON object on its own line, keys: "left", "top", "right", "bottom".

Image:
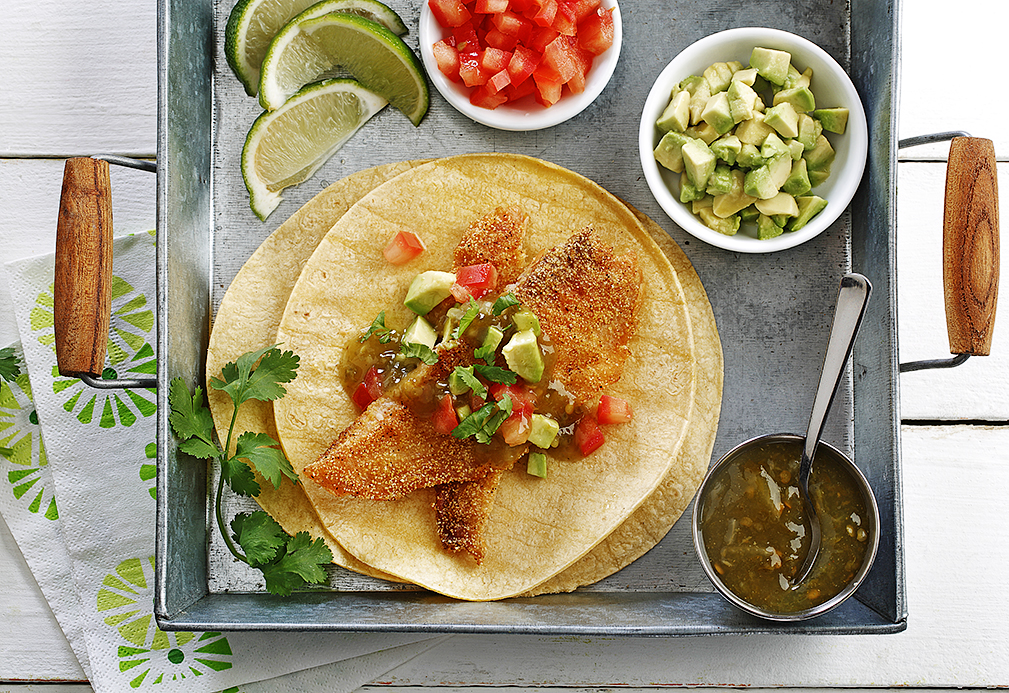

{"left": 0, "top": 346, "right": 22, "bottom": 383}
{"left": 168, "top": 345, "right": 334, "bottom": 596}
{"left": 452, "top": 394, "right": 513, "bottom": 444}
{"left": 360, "top": 311, "right": 394, "bottom": 344}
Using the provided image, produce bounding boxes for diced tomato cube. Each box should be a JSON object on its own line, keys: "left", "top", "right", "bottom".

{"left": 566, "top": 45, "right": 594, "bottom": 93}
{"left": 537, "top": 35, "right": 578, "bottom": 83}
{"left": 351, "top": 366, "right": 383, "bottom": 410}
{"left": 382, "top": 230, "right": 426, "bottom": 265}
{"left": 531, "top": 0, "right": 558, "bottom": 27}
{"left": 506, "top": 78, "right": 537, "bottom": 101}
{"left": 458, "top": 52, "right": 489, "bottom": 86}
{"left": 574, "top": 414, "right": 605, "bottom": 456}
{"left": 469, "top": 85, "right": 510, "bottom": 109}
{"left": 576, "top": 6, "right": 614, "bottom": 55}
{"left": 484, "top": 27, "right": 519, "bottom": 51}
{"left": 569, "top": 0, "right": 601, "bottom": 22}
{"left": 492, "top": 10, "right": 534, "bottom": 40}
{"left": 489, "top": 382, "right": 536, "bottom": 417}
{"left": 454, "top": 262, "right": 499, "bottom": 298}
{"left": 429, "top": 0, "right": 472, "bottom": 28}
{"left": 486, "top": 68, "right": 512, "bottom": 94}
{"left": 432, "top": 394, "right": 459, "bottom": 435}
{"left": 498, "top": 413, "right": 531, "bottom": 446}
{"left": 533, "top": 73, "right": 563, "bottom": 106}
{"left": 508, "top": 0, "right": 535, "bottom": 11}
{"left": 597, "top": 394, "right": 633, "bottom": 424}
{"left": 526, "top": 25, "right": 559, "bottom": 53}
{"left": 552, "top": 1, "right": 577, "bottom": 35}
{"left": 507, "top": 44, "right": 540, "bottom": 85}
{"left": 480, "top": 46, "right": 512, "bottom": 73}
{"left": 432, "top": 39, "right": 462, "bottom": 81}
{"left": 453, "top": 22, "right": 481, "bottom": 52}
{"left": 475, "top": 0, "right": 509, "bottom": 11}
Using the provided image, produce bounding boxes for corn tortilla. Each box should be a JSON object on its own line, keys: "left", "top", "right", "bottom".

{"left": 273, "top": 153, "right": 700, "bottom": 600}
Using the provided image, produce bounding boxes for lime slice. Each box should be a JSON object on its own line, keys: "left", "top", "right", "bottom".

{"left": 241, "top": 78, "right": 388, "bottom": 220}
{"left": 226, "top": 0, "right": 407, "bottom": 97}
{"left": 225, "top": 0, "right": 318, "bottom": 96}
{"left": 259, "top": 13, "right": 428, "bottom": 125}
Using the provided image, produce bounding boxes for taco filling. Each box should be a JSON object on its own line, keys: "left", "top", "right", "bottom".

{"left": 304, "top": 207, "right": 642, "bottom": 562}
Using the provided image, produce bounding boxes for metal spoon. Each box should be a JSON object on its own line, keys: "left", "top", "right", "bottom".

{"left": 792, "top": 273, "right": 872, "bottom": 586}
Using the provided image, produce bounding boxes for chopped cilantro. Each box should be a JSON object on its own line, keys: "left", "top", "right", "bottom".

{"left": 473, "top": 341, "right": 496, "bottom": 363}
{"left": 452, "top": 365, "right": 487, "bottom": 399}
{"left": 474, "top": 363, "right": 517, "bottom": 385}
{"left": 492, "top": 292, "right": 520, "bottom": 315}
{"left": 452, "top": 394, "right": 513, "bottom": 444}
{"left": 169, "top": 346, "right": 332, "bottom": 596}
{"left": 360, "top": 311, "right": 394, "bottom": 344}
{"left": 400, "top": 341, "right": 439, "bottom": 365}
{"left": 453, "top": 299, "right": 481, "bottom": 339}
{"left": 0, "top": 347, "right": 22, "bottom": 383}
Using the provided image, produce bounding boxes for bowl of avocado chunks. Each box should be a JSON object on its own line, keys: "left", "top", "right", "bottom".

{"left": 639, "top": 27, "right": 868, "bottom": 253}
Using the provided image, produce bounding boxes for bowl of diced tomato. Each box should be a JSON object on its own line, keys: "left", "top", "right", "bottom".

{"left": 419, "top": 0, "right": 621, "bottom": 131}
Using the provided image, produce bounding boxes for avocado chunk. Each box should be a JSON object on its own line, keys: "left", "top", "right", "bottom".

{"left": 692, "top": 195, "right": 714, "bottom": 213}
{"left": 727, "top": 80, "right": 760, "bottom": 124}
{"left": 787, "top": 138, "right": 805, "bottom": 161}
{"left": 402, "top": 315, "right": 437, "bottom": 349}
{"left": 788, "top": 195, "right": 829, "bottom": 231}
{"left": 479, "top": 325, "right": 505, "bottom": 355}
{"left": 797, "top": 113, "right": 823, "bottom": 150}
{"left": 448, "top": 368, "right": 471, "bottom": 395}
{"left": 782, "top": 157, "right": 812, "bottom": 196}
{"left": 785, "top": 65, "right": 813, "bottom": 89}
{"left": 404, "top": 271, "right": 456, "bottom": 315}
{"left": 703, "top": 61, "right": 735, "bottom": 93}
{"left": 701, "top": 91, "right": 735, "bottom": 134}
{"left": 760, "top": 132, "right": 791, "bottom": 160}
{"left": 739, "top": 204, "right": 760, "bottom": 223}
{"left": 705, "top": 164, "right": 733, "bottom": 196}
{"left": 679, "top": 171, "right": 707, "bottom": 203}
{"left": 512, "top": 309, "right": 541, "bottom": 336}
{"left": 749, "top": 46, "right": 792, "bottom": 86}
{"left": 735, "top": 143, "right": 765, "bottom": 169}
{"left": 744, "top": 164, "right": 780, "bottom": 200}
{"left": 653, "top": 130, "right": 692, "bottom": 173}
{"left": 711, "top": 134, "right": 742, "bottom": 165}
{"left": 699, "top": 207, "right": 740, "bottom": 235}
{"left": 807, "top": 167, "right": 831, "bottom": 188}
{"left": 681, "top": 138, "right": 717, "bottom": 191}
{"left": 731, "top": 66, "right": 758, "bottom": 86}
{"left": 755, "top": 191, "right": 799, "bottom": 217}
{"left": 735, "top": 112, "right": 775, "bottom": 145}
{"left": 526, "top": 451, "right": 548, "bottom": 478}
{"left": 528, "top": 413, "right": 560, "bottom": 448}
{"left": 679, "top": 74, "right": 711, "bottom": 125}
{"left": 767, "top": 153, "right": 793, "bottom": 190}
{"left": 774, "top": 86, "right": 816, "bottom": 113}
{"left": 757, "top": 213, "right": 784, "bottom": 240}
{"left": 656, "top": 89, "right": 691, "bottom": 133}
{"left": 763, "top": 102, "right": 800, "bottom": 139}
{"left": 684, "top": 122, "right": 720, "bottom": 145}
{"left": 803, "top": 134, "right": 836, "bottom": 171}
{"left": 712, "top": 169, "right": 757, "bottom": 218}
{"left": 812, "top": 107, "right": 849, "bottom": 134}
{"left": 502, "top": 329, "right": 544, "bottom": 383}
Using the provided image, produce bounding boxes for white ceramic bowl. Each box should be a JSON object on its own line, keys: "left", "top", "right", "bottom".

{"left": 638, "top": 27, "right": 868, "bottom": 253}
{"left": 418, "top": 1, "right": 622, "bottom": 131}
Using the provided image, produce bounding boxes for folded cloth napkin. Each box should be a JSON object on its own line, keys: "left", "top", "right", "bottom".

{"left": 2, "top": 232, "right": 434, "bottom": 692}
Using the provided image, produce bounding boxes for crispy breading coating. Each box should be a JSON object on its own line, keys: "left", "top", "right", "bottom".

{"left": 453, "top": 207, "right": 528, "bottom": 284}
{"left": 434, "top": 467, "right": 506, "bottom": 564}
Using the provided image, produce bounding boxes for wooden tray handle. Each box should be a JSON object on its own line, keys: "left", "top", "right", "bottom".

{"left": 54, "top": 157, "right": 113, "bottom": 379}
{"left": 943, "top": 136, "right": 1000, "bottom": 356}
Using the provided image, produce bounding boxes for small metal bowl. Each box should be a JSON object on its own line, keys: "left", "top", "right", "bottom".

{"left": 692, "top": 433, "right": 880, "bottom": 621}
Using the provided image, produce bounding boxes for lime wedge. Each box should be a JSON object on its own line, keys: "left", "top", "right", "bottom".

{"left": 259, "top": 13, "right": 428, "bottom": 125}
{"left": 241, "top": 79, "right": 388, "bottom": 220}
{"left": 226, "top": 0, "right": 407, "bottom": 97}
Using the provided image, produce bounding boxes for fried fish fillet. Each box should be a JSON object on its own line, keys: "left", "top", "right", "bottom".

{"left": 513, "top": 228, "right": 641, "bottom": 403}
{"left": 453, "top": 206, "right": 528, "bottom": 284}
{"left": 434, "top": 467, "right": 505, "bottom": 563}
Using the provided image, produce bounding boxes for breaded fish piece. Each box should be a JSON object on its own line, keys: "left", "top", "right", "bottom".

{"left": 453, "top": 206, "right": 528, "bottom": 284}
{"left": 435, "top": 467, "right": 505, "bottom": 564}
{"left": 513, "top": 228, "right": 641, "bottom": 402}
{"left": 306, "top": 341, "right": 524, "bottom": 501}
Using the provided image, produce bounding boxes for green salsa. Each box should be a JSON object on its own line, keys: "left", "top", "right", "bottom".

{"left": 698, "top": 437, "right": 872, "bottom": 613}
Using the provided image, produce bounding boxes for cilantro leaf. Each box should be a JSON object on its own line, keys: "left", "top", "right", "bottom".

{"left": 221, "top": 455, "right": 260, "bottom": 498}
{"left": 492, "top": 292, "right": 520, "bottom": 315}
{"left": 400, "top": 341, "right": 439, "bottom": 365}
{"left": 451, "top": 402, "right": 498, "bottom": 440}
{"left": 209, "top": 345, "right": 299, "bottom": 409}
{"left": 235, "top": 431, "right": 297, "bottom": 490}
{"left": 260, "top": 531, "right": 334, "bottom": 596}
{"left": 453, "top": 299, "right": 481, "bottom": 339}
{"left": 0, "top": 347, "right": 22, "bottom": 383}
{"left": 474, "top": 364, "right": 517, "bottom": 385}
{"left": 360, "top": 311, "right": 393, "bottom": 344}
{"left": 473, "top": 341, "right": 497, "bottom": 364}
{"left": 451, "top": 366, "right": 487, "bottom": 399}
{"left": 231, "top": 511, "right": 287, "bottom": 567}
{"left": 167, "top": 377, "right": 221, "bottom": 457}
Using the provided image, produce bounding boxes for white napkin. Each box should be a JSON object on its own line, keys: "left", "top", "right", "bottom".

{"left": 3, "top": 232, "right": 434, "bottom": 692}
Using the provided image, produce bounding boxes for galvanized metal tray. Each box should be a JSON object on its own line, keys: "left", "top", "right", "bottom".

{"left": 154, "top": 0, "right": 906, "bottom": 634}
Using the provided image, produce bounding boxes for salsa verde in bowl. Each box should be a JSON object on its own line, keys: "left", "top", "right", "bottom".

{"left": 692, "top": 434, "right": 879, "bottom": 621}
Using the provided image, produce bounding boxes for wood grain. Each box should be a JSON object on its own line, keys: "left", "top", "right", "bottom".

{"left": 53, "top": 157, "right": 112, "bottom": 378}
{"left": 943, "top": 137, "right": 999, "bottom": 356}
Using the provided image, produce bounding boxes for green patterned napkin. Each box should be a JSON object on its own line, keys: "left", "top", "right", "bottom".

{"left": 2, "top": 232, "right": 433, "bottom": 692}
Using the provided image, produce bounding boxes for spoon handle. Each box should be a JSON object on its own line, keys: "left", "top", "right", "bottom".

{"left": 801, "top": 273, "right": 873, "bottom": 477}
